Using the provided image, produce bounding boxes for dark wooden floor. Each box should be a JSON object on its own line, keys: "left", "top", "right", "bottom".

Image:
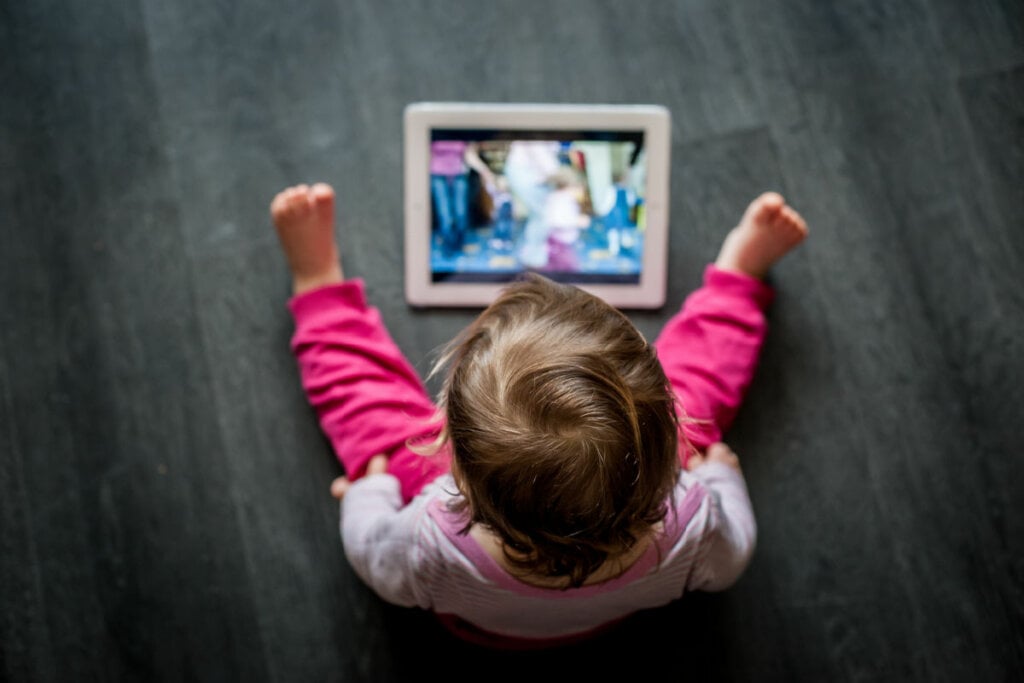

{"left": 2, "top": 1, "right": 1022, "bottom": 681}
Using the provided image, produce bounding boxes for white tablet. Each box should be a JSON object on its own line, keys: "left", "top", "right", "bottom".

{"left": 403, "top": 102, "right": 671, "bottom": 309}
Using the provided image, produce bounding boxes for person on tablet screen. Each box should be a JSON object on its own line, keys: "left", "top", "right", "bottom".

{"left": 486, "top": 174, "right": 516, "bottom": 252}
{"left": 429, "top": 141, "right": 491, "bottom": 257}
{"left": 269, "top": 181, "right": 808, "bottom": 649}
{"left": 600, "top": 168, "right": 639, "bottom": 257}
{"left": 503, "top": 139, "right": 562, "bottom": 269}
{"left": 542, "top": 165, "right": 591, "bottom": 272}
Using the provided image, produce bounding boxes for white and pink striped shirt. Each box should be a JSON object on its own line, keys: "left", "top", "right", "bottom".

{"left": 341, "top": 461, "right": 755, "bottom": 642}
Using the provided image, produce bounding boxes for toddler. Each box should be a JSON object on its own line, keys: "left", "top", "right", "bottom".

{"left": 270, "top": 182, "right": 807, "bottom": 648}
{"left": 541, "top": 165, "right": 591, "bottom": 272}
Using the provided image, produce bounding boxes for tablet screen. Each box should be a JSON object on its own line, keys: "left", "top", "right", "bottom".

{"left": 427, "top": 128, "right": 649, "bottom": 286}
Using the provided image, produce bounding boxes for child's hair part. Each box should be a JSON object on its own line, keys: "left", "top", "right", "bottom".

{"left": 433, "top": 273, "right": 680, "bottom": 588}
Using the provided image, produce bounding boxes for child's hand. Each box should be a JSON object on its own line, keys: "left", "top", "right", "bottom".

{"left": 330, "top": 454, "right": 388, "bottom": 500}
{"left": 686, "top": 442, "right": 741, "bottom": 472}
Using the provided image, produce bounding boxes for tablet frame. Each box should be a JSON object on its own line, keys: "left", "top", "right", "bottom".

{"left": 403, "top": 102, "right": 671, "bottom": 309}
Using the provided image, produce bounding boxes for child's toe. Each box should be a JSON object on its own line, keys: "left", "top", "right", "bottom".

{"left": 311, "top": 183, "right": 334, "bottom": 200}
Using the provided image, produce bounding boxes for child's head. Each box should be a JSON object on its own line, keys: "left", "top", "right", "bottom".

{"left": 434, "top": 274, "right": 680, "bottom": 588}
{"left": 547, "top": 165, "right": 583, "bottom": 190}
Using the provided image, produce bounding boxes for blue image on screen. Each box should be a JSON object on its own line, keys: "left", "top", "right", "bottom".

{"left": 428, "top": 129, "right": 646, "bottom": 285}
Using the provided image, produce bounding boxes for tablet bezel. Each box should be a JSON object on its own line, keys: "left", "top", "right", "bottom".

{"left": 403, "top": 102, "right": 671, "bottom": 309}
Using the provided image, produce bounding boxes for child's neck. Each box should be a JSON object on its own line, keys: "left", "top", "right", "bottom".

{"left": 469, "top": 524, "right": 660, "bottom": 589}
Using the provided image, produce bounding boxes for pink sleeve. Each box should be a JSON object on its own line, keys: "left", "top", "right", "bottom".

{"left": 654, "top": 265, "right": 774, "bottom": 457}
{"left": 288, "top": 280, "right": 448, "bottom": 502}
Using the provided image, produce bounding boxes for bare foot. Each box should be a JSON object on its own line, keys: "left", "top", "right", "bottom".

{"left": 270, "top": 183, "right": 344, "bottom": 294}
{"left": 715, "top": 192, "right": 808, "bottom": 279}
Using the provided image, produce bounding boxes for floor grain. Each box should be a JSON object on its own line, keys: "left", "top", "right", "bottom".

{"left": 2, "top": 1, "right": 1021, "bottom": 680}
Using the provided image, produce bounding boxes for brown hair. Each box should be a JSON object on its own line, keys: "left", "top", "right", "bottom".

{"left": 432, "top": 273, "right": 680, "bottom": 588}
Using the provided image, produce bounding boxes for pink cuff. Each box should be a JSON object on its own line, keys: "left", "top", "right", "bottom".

{"left": 287, "top": 279, "right": 368, "bottom": 320}
{"left": 702, "top": 265, "right": 775, "bottom": 309}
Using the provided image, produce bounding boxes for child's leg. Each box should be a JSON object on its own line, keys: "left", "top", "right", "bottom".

{"left": 273, "top": 184, "right": 451, "bottom": 502}
{"left": 655, "top": 267, "right": 773, "bottom": 458}
{"left": 270, "top": 183, "right": 344, "bottom": 294}
{"left": 289, "top": 286, "right": 451, "bottom": 501}
{"left": 655, "top": 192, "right": 807, "bottom": 463}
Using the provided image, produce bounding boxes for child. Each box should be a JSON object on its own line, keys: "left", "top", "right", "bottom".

{"left": 504, "top": 140, "right": 563, "bottom": 269}
{"left": 541, "top": 165, "right": 591, "bottom": 272}
{"left": 270, "top": 182, "right": 808, "bottom": 648}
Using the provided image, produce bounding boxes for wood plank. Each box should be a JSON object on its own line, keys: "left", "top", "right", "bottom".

{"left": 2, "top": 0, "right": 1023, "bottom": 680}
{"left": 2, "top": 2, "right": 268, "bottom": 679}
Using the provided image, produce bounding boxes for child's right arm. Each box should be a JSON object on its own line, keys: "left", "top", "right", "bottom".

{"left": 338, "top": 472, "right": 432, "bottom": 609}
{"left": 685, "top": 443, "right": 758, "bottom": 592}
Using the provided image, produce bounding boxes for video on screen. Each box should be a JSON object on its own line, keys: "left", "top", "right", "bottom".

{"left": 428, "top": 129, "right": 648, "bottom": 284}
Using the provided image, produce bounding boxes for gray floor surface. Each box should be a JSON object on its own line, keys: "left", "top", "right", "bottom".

{"left": 2, "top": 1, "right": 1022, "bottom": 681}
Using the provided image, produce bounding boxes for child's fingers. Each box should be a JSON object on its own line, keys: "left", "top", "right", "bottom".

{"left": 706, "top": 442, "right": 741, "bottom": 470}
{"left": 330, "top": 455, "right": 390, "bottom": 500}
{"left": 330, "top": 476, "right": 351, "bottom": 500}
{"left": 706, "top": 442, "right": 736, "bottom": 460}
{"left": 366, "top": 454, "right": 389, "bottom": 475}
{"left": 686, "top": 443, "right": 742, "bottom": 472}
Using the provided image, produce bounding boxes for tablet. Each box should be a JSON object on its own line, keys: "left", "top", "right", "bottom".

{"left": 403, "top": 102, "right": 671, "bottom": 309}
